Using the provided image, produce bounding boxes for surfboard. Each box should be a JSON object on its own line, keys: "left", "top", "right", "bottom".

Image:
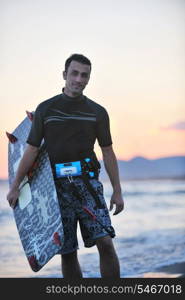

{"left": 7, "top": 112, "right": 64, "bottom": 272}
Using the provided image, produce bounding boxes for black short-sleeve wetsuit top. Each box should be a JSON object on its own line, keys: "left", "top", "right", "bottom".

{"left": 27, "top": 92, "right": 112, "bottom": 168}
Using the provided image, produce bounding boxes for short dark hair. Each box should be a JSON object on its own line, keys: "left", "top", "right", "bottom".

{"left": 65, "top": 54, "right": 91, "bottom": 73}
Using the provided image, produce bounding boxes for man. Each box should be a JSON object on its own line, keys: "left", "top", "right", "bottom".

{"left": 7, "top": 54, "right": 124, "bottom": 278}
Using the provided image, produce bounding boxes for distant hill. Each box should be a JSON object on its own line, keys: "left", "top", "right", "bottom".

{"left": 99, "top": 156, "right": 185, "bottom": 181}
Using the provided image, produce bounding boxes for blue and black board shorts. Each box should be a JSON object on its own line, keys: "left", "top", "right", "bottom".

{"left": 55, "top": 177, "right": 115, "bottom": 255}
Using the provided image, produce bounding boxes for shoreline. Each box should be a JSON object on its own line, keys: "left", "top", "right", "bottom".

{"left": 138, "top": 262, "right": 185, "bottom": 278}
{"left": 1, "top": 262, "right": 185, "bottom": 278}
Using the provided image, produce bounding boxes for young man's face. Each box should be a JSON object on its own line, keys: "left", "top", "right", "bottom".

{"left": 63, "top": 60, "right": 91, "bottom": 97}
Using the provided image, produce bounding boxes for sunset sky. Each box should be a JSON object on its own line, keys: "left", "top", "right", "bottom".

{"left": 0, "top": 0, "right": 185, "bottom": 179}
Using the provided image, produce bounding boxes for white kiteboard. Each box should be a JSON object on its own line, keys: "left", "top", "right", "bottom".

{"left": 7, "top": 111, "right": 64, "bottom": 272}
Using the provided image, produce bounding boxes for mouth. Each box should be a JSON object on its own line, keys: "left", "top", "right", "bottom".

{"left": 73, "top": 84, "right": 83, "bottom": 89}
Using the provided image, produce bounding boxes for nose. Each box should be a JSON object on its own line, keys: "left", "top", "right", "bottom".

{"left": 75, "top": 74, "right": 82, "bottom": 83}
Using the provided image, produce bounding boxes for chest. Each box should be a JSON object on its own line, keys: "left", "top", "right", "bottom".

{"left": 44, "top": 102, "right": 97, "bottom": 135}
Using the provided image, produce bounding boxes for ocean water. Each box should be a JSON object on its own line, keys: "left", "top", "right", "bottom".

{"left": 0, "top": 179, "right": 185, "bottom": 278}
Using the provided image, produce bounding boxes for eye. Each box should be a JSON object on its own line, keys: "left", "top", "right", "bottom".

{"left": 71, "top": 70, "right": 78, "bottom": 76}
{"left": 81, "top": 73, "right": 89, "bottom": 78}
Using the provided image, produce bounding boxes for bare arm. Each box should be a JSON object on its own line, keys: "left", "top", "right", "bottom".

{"left": 101, "top": 145, "right": 124, "bottom": 215}
{"left": 7, "top": 144, "right": 39, "bottom": 208}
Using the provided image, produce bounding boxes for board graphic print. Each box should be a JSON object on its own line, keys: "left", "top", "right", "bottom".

{"left": 7, "top": 112, "right": 64, "bottom": 272}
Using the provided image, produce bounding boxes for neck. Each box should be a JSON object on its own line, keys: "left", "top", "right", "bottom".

{"left": 64, "top": 87, "right": 82, "bottom": 98}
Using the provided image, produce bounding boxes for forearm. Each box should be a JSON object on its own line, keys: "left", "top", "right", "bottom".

{"left": 102, "top": 147, "right": 122, "bottom": 193}
{"left": 11, "top": 145, "right": 39, "bottom": 189}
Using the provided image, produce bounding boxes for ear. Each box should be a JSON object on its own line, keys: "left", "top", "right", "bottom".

{"left": 63, "top": 71, "right": 67, "bottom": 80}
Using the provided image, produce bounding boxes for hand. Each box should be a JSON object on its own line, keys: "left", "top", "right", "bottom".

{"left": 7, "top": 187, "right": 20, "bottom": 209}
{"left": 109, "top": 191, "right": 124, "bottom": 215}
